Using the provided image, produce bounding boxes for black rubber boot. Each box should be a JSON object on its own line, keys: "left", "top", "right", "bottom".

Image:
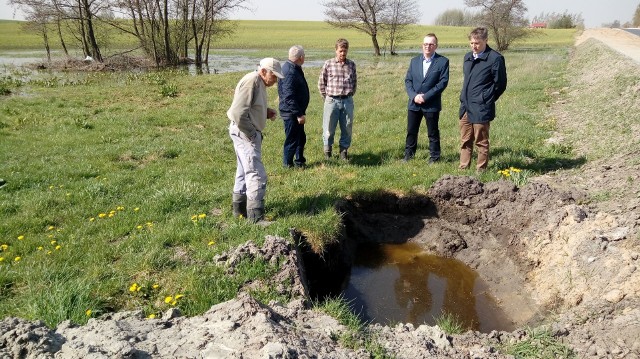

{"left": 247, "top": 200, "right": 265, "bottom": 224}
{"left": 232, "top": 193, "right": 247, "bottom": 218}
{"left": 339, "top": 147, "right": 348, "bottom": 160}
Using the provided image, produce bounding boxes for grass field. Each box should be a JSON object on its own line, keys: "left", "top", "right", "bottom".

{"left": 0, "top": 22, "right": 576, "bottom": 329}
{"left": 0, "top": 19, "right": 577, "bottom": 52}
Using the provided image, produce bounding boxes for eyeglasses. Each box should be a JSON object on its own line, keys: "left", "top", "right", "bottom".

{"left": 423, "top": 43, "right": 436, "bottom": 48}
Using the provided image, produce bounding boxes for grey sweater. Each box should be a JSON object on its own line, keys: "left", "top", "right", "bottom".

{"left": 226, "top": 71, "right": 267, "bottom": 139}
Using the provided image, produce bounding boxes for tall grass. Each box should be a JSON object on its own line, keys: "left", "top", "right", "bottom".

{"left": 0, "top": 23, "right": 576, "bottom": 330}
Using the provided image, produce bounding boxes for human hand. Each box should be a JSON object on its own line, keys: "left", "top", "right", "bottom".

{"left": 414, "top": 94, "right": 425, "bottom": 104}
{"left": 297, "top": 116, "right": 305, "bottom": 125}
{"left": 267, "top": 108, "right": 277, "bottom": 120}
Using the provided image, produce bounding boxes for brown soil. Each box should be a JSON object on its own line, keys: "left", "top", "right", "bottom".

{"left": 1, "top": 29, "right": 639, "bottom": 358}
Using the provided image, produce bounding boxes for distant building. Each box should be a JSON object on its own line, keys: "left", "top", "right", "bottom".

{"left": 530, "top": 22, "right": 547, "bottom": 29}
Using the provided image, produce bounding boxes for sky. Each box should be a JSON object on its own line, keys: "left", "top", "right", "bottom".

{"left": 1, "top": 0, "right": 638, "bottom": 28}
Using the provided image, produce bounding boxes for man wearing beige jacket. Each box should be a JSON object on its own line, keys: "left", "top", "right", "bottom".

{"left": 227, "top": 58, "right": 283, "bottom": 223}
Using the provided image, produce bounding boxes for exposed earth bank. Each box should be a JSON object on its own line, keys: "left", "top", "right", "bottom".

{"left": 2, "top": 29, "right": 640, "bottom": 358}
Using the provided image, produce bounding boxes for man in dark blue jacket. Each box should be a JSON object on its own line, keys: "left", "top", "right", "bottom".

{"left": 404, "top": 33, "right": 449, "bottom": 163}
{"left": 459, "top": 27, "right": 507, "bottom": 171}
{"left": 278, "top": 45, "right": 310, "bottom": 168}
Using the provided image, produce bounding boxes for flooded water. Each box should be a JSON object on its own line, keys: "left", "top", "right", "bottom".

{"left": 342, "top": 242, "right": 515, "bottom": 332}
{"left": 0, "top": 50, "right": 326, "bottom": 74}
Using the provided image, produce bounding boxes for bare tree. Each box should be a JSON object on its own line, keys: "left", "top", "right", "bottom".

{"left": 323, "top": 0, "right": 387, "bottom": 56}
{"left": 633, "top": 3, "right": 640, "bottom": 27}
{"left": 434, "top": 8, "right": 480, "bottom": 26}
{"left": 382, "top": 0, "right": 419, "bottom": 55}
{"left": 465, "top": 0, "right": 529, "bottom": 51}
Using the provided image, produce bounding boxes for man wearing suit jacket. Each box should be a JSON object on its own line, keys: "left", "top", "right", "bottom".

{"left": 403, "top": 33, "right": 449, "bottom": 163}
{"left": 459, "top": 27, "right": 507, "bottom": 171}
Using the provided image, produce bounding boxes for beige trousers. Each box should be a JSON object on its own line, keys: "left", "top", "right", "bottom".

{"left": 459, "top": 112, "right": 491, "bottom": 170}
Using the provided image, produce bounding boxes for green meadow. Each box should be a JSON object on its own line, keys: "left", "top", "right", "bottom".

{"left": 1, "top": 21, "right": 578, "bottom": 328}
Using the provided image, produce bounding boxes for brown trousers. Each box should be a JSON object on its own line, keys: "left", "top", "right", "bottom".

{"left": 459, "top": 113, "right": 490, "bottom": 170}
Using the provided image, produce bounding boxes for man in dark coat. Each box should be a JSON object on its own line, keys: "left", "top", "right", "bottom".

{"left": 404, "top": 33, "right": 450, "bottom": 163}
{"left": 459, "top": 27, "right": 508, "bottom": 171}
{"left": 278, "top": 45, "right": 310, "bottom": 168}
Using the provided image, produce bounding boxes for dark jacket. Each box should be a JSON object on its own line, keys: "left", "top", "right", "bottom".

{"left": 278, "top": 60, "right": 310, "bottom": 119}
{"left": 405, "top": 53, "right": 449, "bottom": 112}
{"left": 459, "top": 45, "right": 507, "bottom": 123}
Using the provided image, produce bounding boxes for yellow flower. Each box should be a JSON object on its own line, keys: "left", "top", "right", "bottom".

{"left": 1, "top": 244, "right": 8, "bottom": 251}
{"left": 0, "top": 257, "right": 4, "bottom": 262}
{"left": 134, "top": 207, "right": 140, "bottom": 212}
{"left": 152, "top": 284, "right": 160, "bottom": 290}
{"left": 98, "top": 213, "right": 107, "bottom": 218}
{"left": 191, "top": 215, "right": 197, "bottom": 221}
{"left": 89, "top": 217, "right": 95, "bottom": 222}
{"left": 37, "top": 246, "right": 43, "bottom": 251}
{"left": 51, "top": 240, "right": 57, "bottom": 245}
{"left": 208, "top": 241, "right": 215, "bottom": 246}
{"left": 129, "top": 283, "right": 140, "bottom": 292}
{"left": 174, "top": 294, "right": 184, "bottom": 300}
{"left": 14, "top": 256, "right": 21, "bottom": 262}
{"left": 55, "top": 245, "right": 61, "bottom": 250}
{"left": 147, "top": 313, "right": 156, "bottom": 319}
{"left": 146, "top": 222, "right": 153, "bottom": 227}
{"left": 136, "top": 225, "right": 143, "bottom": 230}
{"left": 164, "top": 296, "right": 173, "bottom": 304}
{"left": 198, "top": 213, "right": 206, "bottom": 219}
{"left": 17, "top": 235, "right": 24, "bottom": 240}
{"left": 47, "top": 226, "right": 55, "bottom": 231}
{"left": 117, "top": 206, "right": 125, "bottom": 211}
{"left": 49, "top": 185, "right": 54, "bottom": 190}
{"left": 86, "top": 309, "right": 92, "bottom": 317}
{"left": 47, "top": 251, "right": 52, "bottom": 255}
{"left": 108, "top": 213, "right": 115, "bottom": 218}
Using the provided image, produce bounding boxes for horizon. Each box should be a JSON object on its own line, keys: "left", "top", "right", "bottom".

{"left": 1, "top": 0, "right": 638, "bottom": 28}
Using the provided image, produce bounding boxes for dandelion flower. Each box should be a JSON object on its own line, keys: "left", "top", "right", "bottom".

{"left": 164, "top": 296, "right": 173, "bottom": 304}
{"left": 108, "top": 213, "right": 115, "bottom": 218}
{"left": 17, "top": 235, "right": 24, "bottom": 240}
{"left": 117, "top": 206, "right": 125, "bottom": 211}
{"left": 48, "top": 226, "right": 55, "bottom": 231}
{"left": 55, "top": 245, "right": 61, "bottom": 250}
{"left": 37, "top": 246, "right": 43, "bottom": 251}
{"left": 208, "top": 241, "right": 215, "bottom": 246}
{"left": 98, "top": 213, "right": 107, "bottom": 218}
{"left": 146, "top": 222, "right": 153, "bottom": 227}
{"left": 47, "top": 251, "right": 52, "bottom": 255}
{"left": 198, "top": 213, "right": 206, "bottom": 219}
{"left": 174, "top": 294, "right": 184, "bottom": 300}
{"left": 86, "top": 309, "right": 92, "bottom": 317}
{"left": 136, "top": 225, "right": 143, "bottom": 230}
{"left": 0, "top": 257, "right": 4, "bottom": 262}
{"left": 14, "top": 256, "right": 21, "bottom": 262}
{"left": 134, "top": 207, "right": 140, "bottom": 212}
{"left": 147, "top": 314, "right": 156, "bottom": 319}
{"left": 1, "top": 244, "right": 8, "bottom": 251}
{"left": 51, "top": 240, "right": 57, "bottom": 245}
{"left": 89, "top": 218, "right": 95, "bottom": 222}
{"left": 152, "top": 284, "right": 160, "bottom": 290}
{"left": 129, "top": 283, "right": 141, "bottom": 292}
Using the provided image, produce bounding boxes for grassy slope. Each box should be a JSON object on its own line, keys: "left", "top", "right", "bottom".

{"left": 0, "top": 22, "right": 577, "bottom": 327}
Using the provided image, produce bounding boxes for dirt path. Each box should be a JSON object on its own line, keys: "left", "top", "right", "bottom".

{"left": 576, "top": 28, "right": 640, "bottom": 63}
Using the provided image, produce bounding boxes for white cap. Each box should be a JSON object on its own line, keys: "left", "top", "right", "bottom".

{"left": 259, "top": 58, "right": 284, "bottom": 79}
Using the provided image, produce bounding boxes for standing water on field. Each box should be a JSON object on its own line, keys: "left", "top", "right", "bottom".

{"left": 342, "top": 242, "right": 515, "bottom": 333}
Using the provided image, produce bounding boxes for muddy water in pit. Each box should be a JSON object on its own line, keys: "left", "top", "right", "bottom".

{"left": 342, "top": 242, "right": 515, "bottom": 332}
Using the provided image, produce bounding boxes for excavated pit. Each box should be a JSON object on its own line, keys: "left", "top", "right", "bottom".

{"left": 299, "top": 175, "right": 579, "bottom": 333}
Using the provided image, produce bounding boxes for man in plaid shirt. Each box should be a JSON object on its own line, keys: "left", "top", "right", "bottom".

{"left": 318, "top": 38, "right": 357, "bottom": 161}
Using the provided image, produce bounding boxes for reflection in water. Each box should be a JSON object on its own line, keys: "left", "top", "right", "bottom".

{"left": 342, "top": 242, "right": 514, "bottom": 332}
